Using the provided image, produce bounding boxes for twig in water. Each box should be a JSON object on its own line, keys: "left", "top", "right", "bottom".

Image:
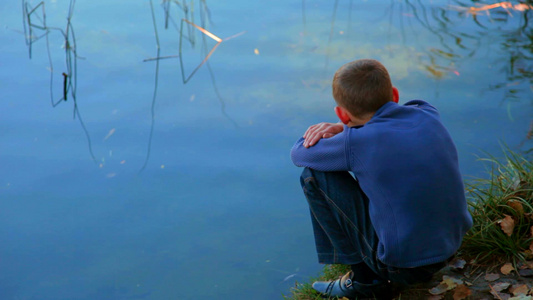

{"left": 22, "top": 0, "right": 96, "bottom": 163}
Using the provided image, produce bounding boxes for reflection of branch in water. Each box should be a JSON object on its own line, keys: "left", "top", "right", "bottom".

{"left": 22, "top": 1, "right": 47, "bottom": 59}
{"left": 140, "top": 1, "right": 243, "bottom": 172}
{"left": 347, "top": 0, "right": 353, "bottom": 40}
{"left": 324, "top": 0, "right": 339, "bottom": 75}
{"left": 404, "top": 0, "right": 454, "bottom": 53}
{"left": 385, "top": 0, "right": 407, "bottom": 47}
{"left": 201, "top": 38, "right": 239, "bottom": 128}
{"left": 302, "top": 0, "right": 306, "bottom": 35}
{"left": 300, "top": 0, "right": 351, "bottom": 74}
{"left": 179, "top": 18, "right": 221, "bottom": 84}
{"left": 395, "top": 0, "right": 532, "bottom": 105}
{"left": 195, "top": 1, "right": 238, "bottom": 128}
{"left": 22, "top": 0, "right": 96, "bottom": 162}
{"left": 448, "top": 2, "right": 533, "bottom": 17}
{"left": 178, "top": 19, "right": 244, "bottom": 122}
{"left": 139, "top": 0, "right": 162, "bottom": 173}
{"left": 441, "top": 1, "right": 532, "bottom": 102}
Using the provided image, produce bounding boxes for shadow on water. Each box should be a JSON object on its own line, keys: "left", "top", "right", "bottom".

{"left": 139, "top": 0, "right": 243, "bottom": 172}
{"left": 22, "top": 0, "right": 97, "bottom": 162}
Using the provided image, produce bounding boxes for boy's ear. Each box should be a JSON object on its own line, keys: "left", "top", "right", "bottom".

{"left": 392, "top": 86, "right": 399, "bottom": 103}
{"left": 334, "top": 106, "right": 351, "bottom": 125}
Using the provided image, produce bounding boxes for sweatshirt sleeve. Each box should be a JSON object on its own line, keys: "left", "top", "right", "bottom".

{"left": 290, "top": 127, "right": 350, "bottom": 171}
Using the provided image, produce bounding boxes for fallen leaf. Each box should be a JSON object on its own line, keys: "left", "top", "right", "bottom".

{"left": 499, "top": 215, "right": 516, "bottom": 236}
{"left": 490, "top": 282, "right": 512, "bottom": 299}
{"left": 493, "top": 282, "right": 512, "bottom": 292}
{"left": 443, "top": 276, "right": 463, "bottom": 288}
{"left": 508, "top": 200, "right": 524, "bottom": 215}
{"left": 501, "top": 263, "right": 515, "bottom": 275}
{"left": 429, "top": 276, "right": 463, "bottom": 295}
{"left": 429, "top": 282, "right": 450, "bottom": 295}
{"left": 509, "top": 296, "right": 533, "bottom": 300}
{"left": 524, "top": 250, "right": 533, "bottom": 260}
{"left": 519, "top": 269, "right": 533, "bottom": 277}
{"left": 453, "top": 284, "right": 472, "bottom": 300}
{"left": 485, "top": 273, "right": 501, "bottom": 281}
{"left": 449, "top": 258, "right": 467, "bottom": 270}
{"left": 510, "top": 284, "right": 529, "bottom": 296}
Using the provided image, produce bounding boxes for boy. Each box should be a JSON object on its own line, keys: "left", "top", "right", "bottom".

{"left": 290, "top": 59, "right": 472, "bottom": 299}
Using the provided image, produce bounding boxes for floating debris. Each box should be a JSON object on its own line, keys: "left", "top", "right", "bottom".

{"left": 448, "top": 2, "right": 533, "bottom": 16}
{"left": 103, "top": 128, "right": 116, "bottom": 141}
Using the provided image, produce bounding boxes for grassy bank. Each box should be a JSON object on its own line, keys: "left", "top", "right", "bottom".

{"left": 284, "top": 147, "right": 533, "bottom": 300}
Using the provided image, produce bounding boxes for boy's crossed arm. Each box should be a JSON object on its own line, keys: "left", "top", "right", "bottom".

{"left": 291, "top": 122, "right": 350, "bottom": 172}
{"left": 302, "top": 122, "right": 344, "bottom": 148}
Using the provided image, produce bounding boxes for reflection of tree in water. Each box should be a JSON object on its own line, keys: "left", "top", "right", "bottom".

{"left": 394, "top": 0, "right": 532, "bottom": 146}
{"left": 22, "top": 0, "right": 96, "bottom": 162}
{"left": 140, "top": 0, "right": 242, "bottom": 172}
{"left": 393, "top": 0, "right": 532, "bottom": 104}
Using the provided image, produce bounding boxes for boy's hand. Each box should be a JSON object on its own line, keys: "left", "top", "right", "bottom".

{"left": 303, "top": 122, "right": 344, "bottom": 148}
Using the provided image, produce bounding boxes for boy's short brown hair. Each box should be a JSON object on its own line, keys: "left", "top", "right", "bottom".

{"left": 332, "top": 59, "right": 393, "bottom": 118}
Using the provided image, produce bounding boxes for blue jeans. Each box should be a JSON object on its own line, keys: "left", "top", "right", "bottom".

{"left": 300, "top": 167, "right": 445, "bottom": 286}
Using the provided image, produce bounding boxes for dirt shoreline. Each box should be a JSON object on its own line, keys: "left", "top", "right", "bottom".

{"left": 395, "top": 257, "right": 533, "bottom": 299}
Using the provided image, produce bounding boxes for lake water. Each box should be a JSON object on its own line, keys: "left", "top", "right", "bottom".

{"left": 1, "top": 0, "right": 531, "bottom": 299}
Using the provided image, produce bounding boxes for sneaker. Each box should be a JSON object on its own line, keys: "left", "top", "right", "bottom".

{"left": 312, "top": 271, "right": 392, "bottom": 299}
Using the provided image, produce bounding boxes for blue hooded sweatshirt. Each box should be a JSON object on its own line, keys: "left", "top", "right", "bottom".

{"left": 291, "top": 100, "right": 473, "bottom": 268}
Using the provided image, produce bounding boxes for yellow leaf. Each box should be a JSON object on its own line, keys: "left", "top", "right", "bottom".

{"left": 499, "top": 214, "right": 515, "bottom": 236}
{"left": 501, "top": 263, "right": 515, "bottom": 275}
{"left": 442, "top": 276, "right": 462, "bottom": 289}
{"left": 429, "top": 276, "right": 462, "bottom": 295}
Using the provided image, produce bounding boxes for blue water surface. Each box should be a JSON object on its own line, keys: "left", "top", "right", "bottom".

{"left": 1, "top": 0, "right": 532, "bottom": 299}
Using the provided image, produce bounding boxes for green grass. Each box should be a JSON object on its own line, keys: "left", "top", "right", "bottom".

{"left": 461, "top": 146, "right": 533, "bottom": 264}
{"left": 284, "top": 146, "right": 533, "bottom": 299}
